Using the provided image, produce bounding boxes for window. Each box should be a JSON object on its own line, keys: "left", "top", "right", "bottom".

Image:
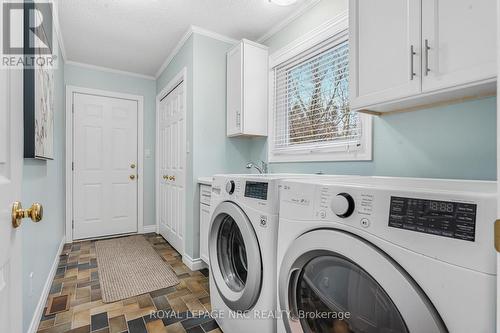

{"left": 269, "top": 28, "right": 372, "bottom": 162}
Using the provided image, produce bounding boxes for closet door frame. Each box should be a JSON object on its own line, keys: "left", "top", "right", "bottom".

{"left": 65, "top": 85, "right": 144, "bottom": 242}
{"left": 155, "top": 67, "right": 188, "bottom": 256}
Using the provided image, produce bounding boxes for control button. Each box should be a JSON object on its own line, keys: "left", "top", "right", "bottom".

{"left": 226, "top": 180, "right": 235, "bottom": 194}
{"left": 360, "top": 218, "right": 370, "bottom": 228}
{"left": 319, "top": 210, "right": 326, "bottom": 219}
{"left": 331, "top": 193, "right": 355, "bottom": 218}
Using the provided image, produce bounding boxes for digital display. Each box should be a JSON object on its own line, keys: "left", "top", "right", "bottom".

{"left": 388, "top": 196, "right": 476, "bottom": 242}
{"left": 244, "top": 181, "right": 268, "bottom": 200}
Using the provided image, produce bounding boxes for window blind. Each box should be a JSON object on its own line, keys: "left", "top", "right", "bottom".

{"left": 272, "top": 36, "right": 361, "bottom": 153}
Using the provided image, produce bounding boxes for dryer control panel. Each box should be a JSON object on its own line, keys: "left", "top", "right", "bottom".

{"left": 389, "top": 196, "right": 476, "bottom": 242}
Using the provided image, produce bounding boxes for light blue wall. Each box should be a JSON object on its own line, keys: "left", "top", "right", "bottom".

{"left": 64, "top": 63, "right": 157, "bottom": 225}
{"left": 263, "top": 0, "right": 349, "bottom": 54}
{"left": 156, "top": 36, "right": 196, "bottom": 257}
{"left": 250, "top": 98, "right": 497, "bottom": 180}
{"left": 191, "top": 34, "right": 252, "bottom": 256}
{"left": 156, "top": 34, "right": 252, "bottom": 258}
{"left": 250, "top": 0, "right": 497, "bottom": 181}
{"left": 22, "top": 43, "right": 65, "bottom": 332}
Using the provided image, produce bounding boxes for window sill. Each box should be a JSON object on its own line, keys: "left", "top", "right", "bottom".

{"left": 268, "top": 149, "right": 372, "bottom": 163}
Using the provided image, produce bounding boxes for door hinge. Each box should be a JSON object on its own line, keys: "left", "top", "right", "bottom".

{"left": 72, "top": 162, "right": 74, "bottom": 171}
{"left": 72, "top": 220, "right": 74, "bottom": 229}
{"left": 495, "top": 220, "right": 500, "bottom": 253}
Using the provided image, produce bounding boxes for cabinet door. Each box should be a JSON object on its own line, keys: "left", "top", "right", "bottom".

{"left": 421, "top": 0, "right": 496, "bottom": 92}
{"left": 199, "top": 204, "right": 210, "bottom": 265}
{"left": 350, "top": 0, "right": 422, "bottom": 109}
{"left": 227, "top": 43, "right": 243, "bottom": 136}
{"left": 242, "top": 42, "right": 268, "bottom": 136}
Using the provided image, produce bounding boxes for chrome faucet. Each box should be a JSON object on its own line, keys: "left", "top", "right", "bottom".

{"left": 246, "top": 161, "right": 268, "bottom": 174}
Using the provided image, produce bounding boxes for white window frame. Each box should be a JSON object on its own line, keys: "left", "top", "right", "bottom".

{"left": 268, "top": 11, "right": 372, "bottom": 163}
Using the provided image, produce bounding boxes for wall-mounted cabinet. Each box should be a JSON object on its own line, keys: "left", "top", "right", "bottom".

{"left": 227, "top": 39, "right": 268, "bottom": 136}
{"left": 349, "top": 0, "right": 497, "bottom": 114}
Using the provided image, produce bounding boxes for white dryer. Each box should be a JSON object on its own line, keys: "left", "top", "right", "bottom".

{"left": 276, "top": 177, "right": 497, "bottom": 333}
{"left": 208, "top": 174, "right": 357, "bottom": 333}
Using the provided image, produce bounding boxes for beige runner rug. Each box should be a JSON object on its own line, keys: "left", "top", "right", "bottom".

{"left": 95, "top": 235, "right": 179, "bottom": 303}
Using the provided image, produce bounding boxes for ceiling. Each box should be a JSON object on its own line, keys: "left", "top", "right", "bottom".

{"left": 56, "top": 0, "right": 313, "bottom": 77}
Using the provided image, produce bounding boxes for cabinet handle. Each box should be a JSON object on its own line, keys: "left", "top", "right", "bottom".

{"left": 424, "top": 39, "right": 431, "bottom": 76}
{"left": 410, "top": 45, "right": 416, "bottom": 80}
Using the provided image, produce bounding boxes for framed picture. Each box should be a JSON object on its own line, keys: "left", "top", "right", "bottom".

{"left": 24, "top": 2, "right": 54, "bottom": 160}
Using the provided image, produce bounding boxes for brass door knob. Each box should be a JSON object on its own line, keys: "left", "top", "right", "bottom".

{"left": 169, "top": 176, "right": 176, "bottom": 181}
{"left": 11, "top": 202, "right": 43, "bottom": 228}
{"left": 130, "top": 175, "right": 136, "bottom": 180}
{"left": 163, "top": 175, "right": 168, "bottom": 180}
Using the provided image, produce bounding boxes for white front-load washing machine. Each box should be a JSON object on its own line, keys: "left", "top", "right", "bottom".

{"left": 276, "top": 177, "right": 497, "bottom": 333}
{"left": 208, "top": 174, "right": 357, "bottom": 333}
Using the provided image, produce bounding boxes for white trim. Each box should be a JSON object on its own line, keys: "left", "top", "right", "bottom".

{"left": 267, "top": 11, "right": 373, "bottom": 163}
{"left": 191, "top": 26, "right": 239, "bottom": 45}
{"left": 65, "top": 86, "right": 145, "bottom": 242}
{"left": 156, "top": 68, "right": 188, "bottom": 256}
{"left": 155, "top": 25, "right": 238, "bottom": 79}
{"left": 27, "top": 237, "right": 65, "bottom": 333}
{"left": 268, "top": 115, "right": 373, "bottom": 163}
{"left": 257, "top": 0, "right": 322, "bottom": 43}
{"left": 269, "top": 11, "right": 349, "bottom": 68}
{"left": 51, "top": 0, "right": 67, "bottom": 60}
{"left": 182, "top": 254, "right": 208, "bottom": 272}
{"left": 143, "top": 225, "right": 158, "bottom": 234}
{"left": 65, "top": 61, "right": 155, "bottom": 80}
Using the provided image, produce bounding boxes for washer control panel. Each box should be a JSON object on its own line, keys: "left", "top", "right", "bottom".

{"left": 389, "top": 196, "right": 477, "bottom": 241}
{"left": 244, "top": 181, "right": 269, "bottom": 200}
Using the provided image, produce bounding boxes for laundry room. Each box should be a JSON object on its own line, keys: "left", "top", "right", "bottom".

{"left": 1, "top": 0, "right": 498, "bottom": 333}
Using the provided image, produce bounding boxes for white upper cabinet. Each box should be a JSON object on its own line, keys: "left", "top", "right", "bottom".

{"left": 421, "top": 0, "right": 496, "bottom": 92}
{"left": 350, "top": 0, "right": 497, "bottom": 113}
{"left": 350, "top": 0, "right": 422, "bottom": 109}
{"left": 227, "top": 39, "right": 268, "bottom": 137}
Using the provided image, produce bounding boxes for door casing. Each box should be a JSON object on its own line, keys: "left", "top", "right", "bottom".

{"left": 65, "top": 86, "right": 144, "bottom": 242}
{"left": 155, "top": 68, "right": 188, "bottom": 256}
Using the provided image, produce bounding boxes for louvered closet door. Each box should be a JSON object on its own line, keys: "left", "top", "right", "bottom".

{"left": 73, "top": 93, "right": 138, "bottom": 240}
{"left": 158, "top": 82, "right": 186, "bottom": 254}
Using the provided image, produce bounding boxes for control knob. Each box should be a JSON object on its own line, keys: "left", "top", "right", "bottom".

{"left": 331, "top": 193, "right": 355, "bottom": 218}
{"left": 226, "top": 180, "right": 236, "bottom": 194}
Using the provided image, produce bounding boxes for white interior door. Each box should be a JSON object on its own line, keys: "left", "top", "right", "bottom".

{"left": 0, "top": 66, "right": 24, "bottom": 332}
{"left": 158, "top": 81, "right": 186, "bottom": 254}
{"left": 497, "top": 11, "right": 500, "bottom": 328}
{"left": 73, "top": 93, "right": 138, "bottom": 240}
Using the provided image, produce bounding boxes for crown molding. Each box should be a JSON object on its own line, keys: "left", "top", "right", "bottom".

{"left": 257, "top": 0, "right": 322, "bottom": 43}
{"left": 269, "top": 10, "right": 348, "bottom": 68}
{"left": 155, "top": 25, "right": 238, "bottom": 79}
{"left": 191, "top": 26, "right": 239, "bottom": 45}
{"left": 155, "top": 27, "right": 193, "bottom": 79}
{"left": 65, "top": 60, "right": 156, "bottom": 80}
{"left": 51, "top": 0, "right": 67, "bottom": 60}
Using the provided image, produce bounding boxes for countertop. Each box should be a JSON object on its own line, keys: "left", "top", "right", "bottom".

{"left": 198, "top": 177, "right": 213, "bottom": 186}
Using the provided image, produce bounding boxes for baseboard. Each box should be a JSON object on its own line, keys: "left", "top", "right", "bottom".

{"left": 182, "top": 254, "right": 208, "bottom": 271}
{"left": 28, "top": 236, "right": 66, "bottom": 333}
{"left": 142, "top": 225, "right": 158, "bottom": 234}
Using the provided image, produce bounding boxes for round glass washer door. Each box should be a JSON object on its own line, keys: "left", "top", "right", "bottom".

{"left": 209, "top": 201, "right": 262, "bottom": 311}
{"left": 279, "top": 229, "right": 447, "bottom": 333}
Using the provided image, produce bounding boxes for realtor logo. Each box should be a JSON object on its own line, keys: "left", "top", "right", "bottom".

{"left": 2, "top": 1, "right": 56, "bottom": 68}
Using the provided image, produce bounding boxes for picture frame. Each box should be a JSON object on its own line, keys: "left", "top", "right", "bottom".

{"left": 23, "top": 1, "right": 54, "bottom": 160}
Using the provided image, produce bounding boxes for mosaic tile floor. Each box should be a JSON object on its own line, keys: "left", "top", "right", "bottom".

{"left": 37, "top": 233, "right": 219, "bottom": 333}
